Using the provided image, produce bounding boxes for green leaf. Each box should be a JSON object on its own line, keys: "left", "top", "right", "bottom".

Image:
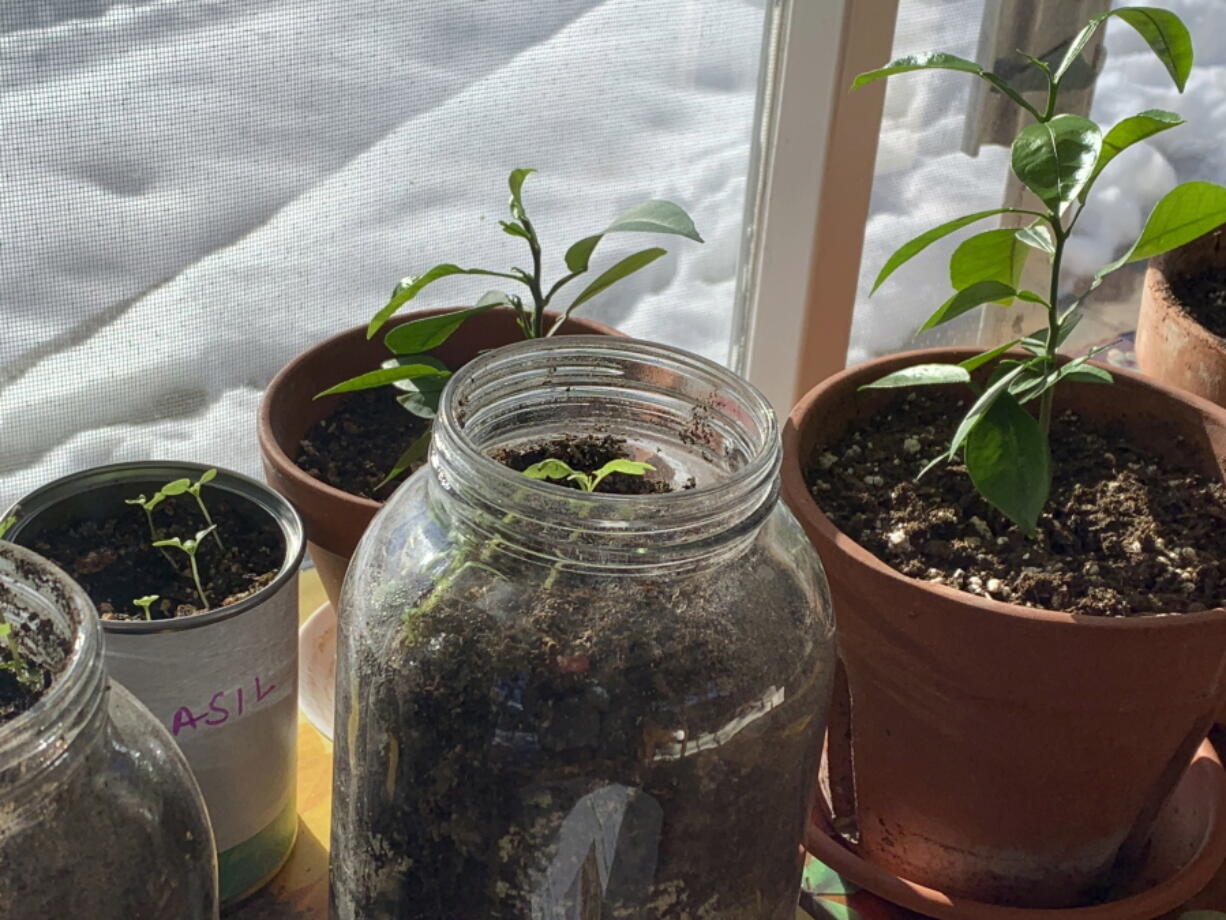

{"left": 959, "top": 339, "right": 1021, "bottom": 373}
{"left": 1015, "top": 290, "right": 1050, "bottom": 305}
{"left": 0, "top": 623, "right": 10, "bottom": 639}
{"left": 1054, "top": 8, "right": 1192, "bottom": 91}
{"left": 522, "top": 459, "right": 579, "bottom": 483}
{"left": 198, "top": 468, "right": 217, "bottom": 485}
{"left": 949, "top": 229, "right": 1029, "bottom": 300}
{"left": 563, "top": 200, "right": 702, "bottom": 274}
{"left": 384, "top": 356, "right": 450, "bottom": 418}
{"left": 561, "top": 247, "right": 667, "bottom": 317}
{"left": 852, "top": 52, "right": 1038, "bottom": 117}
{"left": 1119, "top": 182, "right": 1226, "bottom": 266}
{"left": 871, "top": 209, "right": 1024, "bottom": 293}
{"left": 1082, "top": 110, "right": 1184, "bottom": 200}
{"left": 921, "top": 280, "right": 1017, "bottom": 332}
{"left": 382, "top": 303, "right": 501, "bottom": 354}
{"left": 0, "top": 515, "right": 14, "bottom": 541}
{"left": 852, "top": 51, "right": 985, "bottom": 88}
{"left": 589, "top": 459, "right": 655, "bottom": 491}
{"left": 316, "top": 363, "right": 450, "bottom": 398}
{"left": 159, "top": 478, "right": 191, "bottom": 496}
{"left": 802, "top": 859, "right": 857, "bottom": 896}
{"left": 476, "top": 290, "right": 512, "bottom": 308}
{"left": 1016, "top": 222, "right": 1055, "bottom": 255}
{"left": 367, "top": 265, "right": 518, "bottom": 338}
{"left": 1021, "top": 312, "right": 1082, "bottom": 355}
{"left": 860, "top": 364, "right": 971, "bottom": 390}
{"left": 949, "top": 363, "right": 1027, "bottom": 458}
{"left": 373, "top": 430, "right": 432, "bottom": 493}
{"left": 508, "top": 167, "right": 536, "bottom": 221}
{"left": 1011, "top": 115, "right": 1102, "bottom": 215}
{"left": 499, "top": 220, "right": 529, "bottom": 239}
{"left": 965, "top": 393, "right": 1050, "bottom": 533}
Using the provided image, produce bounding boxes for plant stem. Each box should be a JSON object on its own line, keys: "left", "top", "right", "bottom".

{"left": 1039, "top": 218, "right": 1067, "bottom": 435}
{"left": 188, "top": 552, "right": 210, "bottom": 610}
{"left": 519, "top": 216, "right": 548, "bottom": 337}
{"left": 193, "top": 495, "right": 224, "bottom": 550}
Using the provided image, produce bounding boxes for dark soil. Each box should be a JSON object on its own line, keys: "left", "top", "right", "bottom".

{"left": 26, "top": 490, "right": 283, "bottom": 622}
{"left": 492, "top": 434, "right": 674, "bottom": 495}
{"left": 0, "top": 613, "right": 64, "bottom": 723}
{"left": 1170, "top": 267, "right": 1226, "bottom": 339}
{"left": 295, "top": 388, "right": 428, "bottom": 500}
{"left": 806, "top": 388, "right": 1226, "bottom": 617}
{"left": 331, "top": 543, "right": 827, "bottom": 918}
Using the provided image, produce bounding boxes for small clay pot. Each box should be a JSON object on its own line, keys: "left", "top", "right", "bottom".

{"left": 1137, "top": 226, "right": 1226, "bottom": 408}
{"left": 782, "top": 348, "right": 1226, "bottom": 908}
{"left": 257, "top": 307, "right": 621, "bottom": 608}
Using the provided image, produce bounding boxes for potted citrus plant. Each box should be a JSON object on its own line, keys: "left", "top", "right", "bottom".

{"left": 258, "top": 168, "right": 702, "bottom": 607}
{"left": 782, "top": 6, "right": 1226, "bottom": 912}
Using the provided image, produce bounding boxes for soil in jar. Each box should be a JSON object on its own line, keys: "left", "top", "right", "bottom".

{"left": 24, "top": 488, "right": 283, "bottom": 622}
{"left": 0, "top": 612, "right": 66, "bottom": 724}
{"left": 1169, "top": 267, "right": 1226, "bottom": 339}
{"left": 332, "top": 445, "right": 826, "bottom": 918}
{"left": 805, "top": 387, "right": 1226, "bottom": 616}
{"left": 295, "top": 387, "right": 428, "bottom": 500}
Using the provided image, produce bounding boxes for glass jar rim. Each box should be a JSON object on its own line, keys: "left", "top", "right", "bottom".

{"left": 0, "top": 541, "right": 104, "bottom": 779}
{"left": 430, "top": 335, "right": 781, "bottom": 566}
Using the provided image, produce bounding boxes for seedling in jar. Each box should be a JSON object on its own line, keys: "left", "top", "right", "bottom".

{"left": 153, "top": 527, "right": 217, "bottom": 610}
{"left": 522, "top": 458, "right": 655, "bottom": 492}
{"left": 133, "top": 595, "right": 160, "bottom": 622}
{"left": 160, "top": 469, "right": 225, "bottom": 550}
{"left": 0, "top": 516, "right": 15, "bottom": 540}
{"left": 0, "top": 621, "right": 41, "bottom": 694}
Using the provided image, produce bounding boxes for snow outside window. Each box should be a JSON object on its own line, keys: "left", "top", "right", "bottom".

{"left": 849, "top": 0, "right": 1223, "bottom": 366}
{"left": 1, "top": 1, "right": 769, "bottom": 501}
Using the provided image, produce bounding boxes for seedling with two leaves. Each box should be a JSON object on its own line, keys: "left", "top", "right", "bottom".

{"left": 317, "top": 169, "right": 703, "bottom": 489}
{"left": 0, "top": 621, "right": 41, "bottom": 695}
{"left": 855, "top": 6, "right": 1226, "bottom": 533}
{"left": 522, "top": 459, "right": 655, "bottom": 493}
{"left": 153, "top": 527, "right": 217, "bottom": 611}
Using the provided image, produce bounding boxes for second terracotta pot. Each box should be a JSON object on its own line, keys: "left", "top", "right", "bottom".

{"left": 257, "top": 307, "right": 620, "bottom": 608}
{"left": 782, "top": 348, "right": 1226, "bottom": 908}
{"left": 1137, "top": 226, "right": 1226, "bottom": 408}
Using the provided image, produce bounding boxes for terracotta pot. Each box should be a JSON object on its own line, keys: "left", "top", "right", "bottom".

{"left": 781, "top": 348, "right": 1226, "bottom": 908}
{"left": 1137, "top": 226, "right": 1226, "bottom": 408}
{"left": 257, "top": 307, "right": 621, "bottom": 608}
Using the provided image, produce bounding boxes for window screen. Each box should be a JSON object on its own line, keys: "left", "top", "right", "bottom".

{"left": 1, "top": 0, "right": 767, "bottom": 501}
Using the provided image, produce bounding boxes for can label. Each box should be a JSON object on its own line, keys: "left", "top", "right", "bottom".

{"left": 102, "top": 574, "right": 299, "bottom": 900}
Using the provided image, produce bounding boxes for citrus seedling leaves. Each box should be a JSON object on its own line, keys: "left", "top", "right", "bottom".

{"left": 382, "top": 303, "right": 503, "bottom": 354}
{"left": 921, "top": 280, "right": 1018, "bottom": 332}
{"left": 508, "top": 167, "right": 536, "bottom": 221}
{"left": 316, "top": 363, "right": 450, "bottom": 398}
{"left": 950, "top": 229, "right": 1029, "bottom": 300}
{"left": 1055, "top": 8, "right": 1192, "bottom": 91}
{"left": 373, "top": 429, "right": 432, "bottom": 492}
{"left": 367, "top": 267, "right": 518, "bottom": 339}
{"left": 1011, "top": 115, "right": 1102, "bottom": 215}
{"left": 564, "top": 201, "right": 702, "bottom": 274}
{"left": 965, "top": 392, "right": 1050, "bottom": 533}
{"left": 1015, "top": 222, "right": 1055, "bottom": 254}
{"left": 861, "top": 364, "right": 971, "bottom": 390}
{"left": 557, "top": 247, "right": 667, "bottom": 322}
{"left": 870, "top": 209, "right": 1020, "bottom": 293}
{"left": 1082, "top": 110, "right": 1184, "bottom": 200}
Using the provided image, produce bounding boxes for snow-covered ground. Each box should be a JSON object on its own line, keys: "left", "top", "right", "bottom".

{"left": 1, "top": 0, "right": 1221, "bottom": 502}
{"left": 0, "top": 0, "right": 764, "bottom": 500}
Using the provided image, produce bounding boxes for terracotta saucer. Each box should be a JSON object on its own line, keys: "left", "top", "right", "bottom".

{"left": 806, "top": 739, "right": 1226, "bottom": 919}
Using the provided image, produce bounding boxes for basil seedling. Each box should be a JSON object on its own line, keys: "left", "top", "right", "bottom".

{"left": 522, "top": 459, "right": 655, "bottom": 493}
{"left": 153, "top": 526, "right": 217, "bottom": 610}
{"left": 132, "top": 595, "right": 160, "bottom": 622}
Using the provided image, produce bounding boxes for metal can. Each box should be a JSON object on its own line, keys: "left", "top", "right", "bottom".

{"left": 4, "top": 461, "right": 305, "bottom": 907}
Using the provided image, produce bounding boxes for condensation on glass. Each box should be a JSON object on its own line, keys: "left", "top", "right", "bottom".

{"left": 0, "top": 542, "right": 218, "bottom": 919}
{"left": 331, "top": 336, "right": 836, "bottom": 919}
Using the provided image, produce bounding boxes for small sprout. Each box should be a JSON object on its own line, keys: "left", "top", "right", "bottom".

{"left": 0, "top": 515, "right": 15, "bottom": 540}
{"left": 185, "top": 469, "right": 224, "bottom": 550}
{"left": 0, "top": 620, "right": 41, "bottom": 695}
{"left": 153, "top": 526, "right": 217, "bottom": 611}
{"left": 523, "top": 458, "right": 655, "bottom": 493}
{"left": 133, "top": 595, "right": 160, "bottom": 622}
{"left": 125, "top": 492, "right": 167, "bottom": 545}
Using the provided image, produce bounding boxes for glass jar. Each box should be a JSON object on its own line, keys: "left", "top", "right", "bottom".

{"left": 0, "top": 541, "right": 218, "bottom": 918}
{"left": 332, "top": 336, "right": 836, "bottom": 919}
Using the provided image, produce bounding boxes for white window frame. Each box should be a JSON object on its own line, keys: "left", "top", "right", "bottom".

{"left": 732, "top": 0, "right": 900, "bottom": 416}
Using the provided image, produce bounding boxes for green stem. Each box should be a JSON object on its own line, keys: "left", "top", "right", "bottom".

{"left": 188, "top": 552, "right": 210, "bottom": 610}
{"left": 519, "top": 216, "right": 548, "bottom": 337}
{"left": 1039, "top": 217, "right": 1066, "bottom": 435}
{"left": 194, "top": 495, "right": 224, "bottom": 550}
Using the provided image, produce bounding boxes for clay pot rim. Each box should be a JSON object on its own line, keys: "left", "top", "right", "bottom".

{"left": 257, "top": 317, "right": 385, "bottom": 515}
{"left": 782, "top": 346, "right": 1226, "bottom": 631}
{"left": 1145, "top": 255, "right": 1226, "bottom": 353}
{"left": 256, "top": 307, "right": 622, "bottom": 514}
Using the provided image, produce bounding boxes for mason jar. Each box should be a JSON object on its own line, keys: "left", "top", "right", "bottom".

{"left": 0, "top": 541, "right": 218, "bottom": 918}
{"left": 331, "top": 335, "right": 836, "bottom": 919}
